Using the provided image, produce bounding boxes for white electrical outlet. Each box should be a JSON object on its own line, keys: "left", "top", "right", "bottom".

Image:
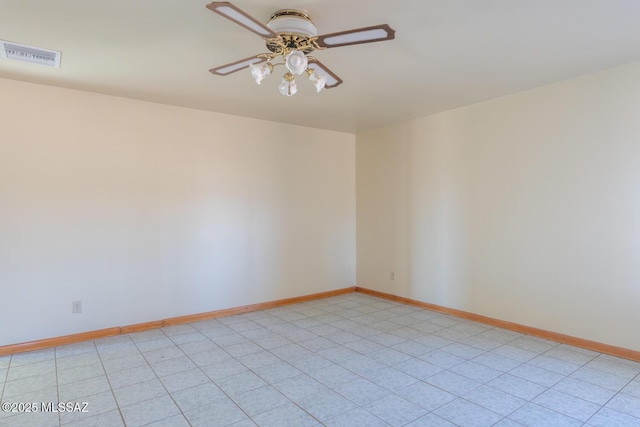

{"left": 72, "top": 300, "right": 82, "bottom": 314}
{"left": 391, "top": 271, "right": 395, "bottom": 280}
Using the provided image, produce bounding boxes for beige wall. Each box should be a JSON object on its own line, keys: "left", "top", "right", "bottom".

{"left": 3, "top": 61, "right": 640, "bottom": 351}
{"left": 357, "top": 62, "right": 640, "bottom": 351}
{"left": 0, "top": 78, "right": 356, "bottom": 346}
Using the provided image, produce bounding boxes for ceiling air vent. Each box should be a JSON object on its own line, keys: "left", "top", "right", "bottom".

{"left": 0, "top": 40, "right": 61, "bottom": 68}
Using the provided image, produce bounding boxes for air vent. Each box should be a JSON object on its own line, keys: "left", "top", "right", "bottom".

{"left": 0, "top": 40, "right": 61, "bottom": 68}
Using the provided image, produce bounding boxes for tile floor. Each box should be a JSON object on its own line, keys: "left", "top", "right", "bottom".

{"left": 1, "top": 293, "right": 640, "bottom": 426}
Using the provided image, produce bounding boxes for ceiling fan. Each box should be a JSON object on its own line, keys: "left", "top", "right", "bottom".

{"left": 206, "top": 2, "right": 395, "bottom": 96}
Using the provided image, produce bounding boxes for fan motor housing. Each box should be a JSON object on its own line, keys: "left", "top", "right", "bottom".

{"left": 265, "top": 9, "right": 318, "bottom": 54}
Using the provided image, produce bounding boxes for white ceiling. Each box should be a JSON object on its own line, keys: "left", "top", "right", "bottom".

{"left": 2, "top": 0, "right": 639, "bottom": 133}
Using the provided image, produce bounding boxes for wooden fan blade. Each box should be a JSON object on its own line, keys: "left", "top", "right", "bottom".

{"left": 307, "top": 58, "right": 343, "bottom": 89}
{"left": 316, "top": 24, "right": 395, "bottom": 48}
{"left": 209, "top": 55, "right": 267, "bottom": 76}
{"left": 206, "top": 2, "right": 277, "bottom": 39}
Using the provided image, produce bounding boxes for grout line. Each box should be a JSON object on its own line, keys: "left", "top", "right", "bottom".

{"left": 0, "top": 359, "right": 12, "bottom": 426}
{"left": 53, "top": 347, "right": 61, "bottom": 426}
{"left": 93, "top": 339, "right": 127, "bottom": 427}
{"left": 0, "top": 354, "right": 11, "bottom": 404}
{"left": 135, "top": 327, "right": 191, "bottom": 426}
{"left": 584, "top": 374, "right": 638, "bottom": 425}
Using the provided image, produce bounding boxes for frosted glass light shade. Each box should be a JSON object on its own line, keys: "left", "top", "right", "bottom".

{"left": 308, "top": 71, "right": 326, "bottom": 92}
{"left": 278, "top": 73, "right": 297, "bottom": 96}
{"left": 306, "top": 62, "right": 342, "bottom": 88}
{"left": 285, "top": 50, "right": 308, "bottom": 75}
{"left": 250, "top": 62, "right": 273, "bottom": 84}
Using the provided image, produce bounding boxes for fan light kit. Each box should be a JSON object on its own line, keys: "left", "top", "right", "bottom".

{"left": 207, "top": 2, "right": 395, "bottom": 96}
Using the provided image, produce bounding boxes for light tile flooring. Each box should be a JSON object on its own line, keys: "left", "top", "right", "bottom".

{"left": 1, "top": 293, "right": 640, "bottom": 427}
